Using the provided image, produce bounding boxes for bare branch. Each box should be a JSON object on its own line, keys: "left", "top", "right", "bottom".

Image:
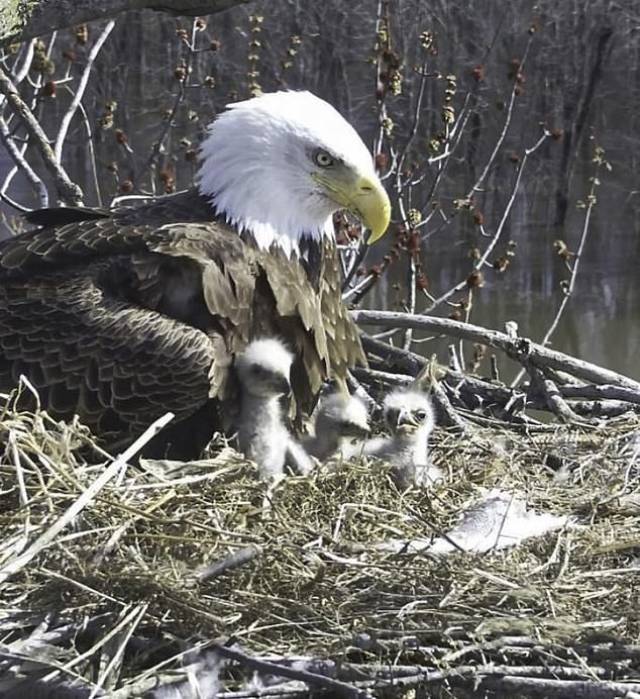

{"left": 511, "top": 153, "right": 602, "bottom": 387}
{"left": 0, "top": 114, "right": 48, "bottom": 206}
{"left": 76, "top": 101, "right": 103, "bottom": 206}
{"left": 0, "top": 67, "right": 83, "bottom": 205}
{"left": 527, "top": 362, "right": 592, "bottom": 424}
{"left": 466, "top": 33, "right": 535, "bottom": 201}
{"left": 214, "top": 644, "right": 368, "bottom": 699}
{"left": 425, "top": 129, "right": 550, "bottom": 314}
{"left": 53, "top": 19, "right": 115, "bottom": 163}
{"left": 352, "top": 309, "right": 640, "bottom": 392}
{"left": 144, "top": 18, "right": 198, "bottom": 183}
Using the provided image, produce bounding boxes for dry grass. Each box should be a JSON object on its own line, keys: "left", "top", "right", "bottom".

{"left": 2, "top": 384, "right": 640, "bottom": 697}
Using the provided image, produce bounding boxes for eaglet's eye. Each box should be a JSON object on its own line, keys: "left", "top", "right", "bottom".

{"left": 415, "top": 409, "right": 427, "bottom": 421}
{"left": 313, "top": 149, "right": 335, "bottom": 168}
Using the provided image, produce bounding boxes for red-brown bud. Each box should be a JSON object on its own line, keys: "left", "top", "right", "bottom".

{"left": 466, "top": 270, "right": 484, "bottom": 289}
{"left": 471, "top": 64, "right": 485, "bottom": 82}
{"left": 42, "top": 81, "right": 56, "bottom": 98}
{"left": 374, "top": 152, "right": 389, "bottom": 172}
{"left": 416, "top": 273, "right": 429, "bottom": 290}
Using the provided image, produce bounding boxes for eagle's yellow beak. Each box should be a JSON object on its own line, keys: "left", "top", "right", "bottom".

{"left": 318, "top": 169, "right": 391, "bottom": 243}
{"left": 351, "top": 174, "right": 391, "bottom": 244}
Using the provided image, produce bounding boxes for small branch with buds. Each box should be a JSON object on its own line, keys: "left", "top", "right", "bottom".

{"left": 511, "top": 147, "right": 605, "bottom": 387}
{"left": 145, "top": 18, "right": 199, "bottom": 184}
{"left": 424, "top": 128, "right": 550, "bottom": 316}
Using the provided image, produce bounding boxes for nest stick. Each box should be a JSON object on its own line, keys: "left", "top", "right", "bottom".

{"left": 0, "top": 412, "right": 174, "bottom": 585}
{"left": 215, "top": 644, "right": 370, "bottom": 699}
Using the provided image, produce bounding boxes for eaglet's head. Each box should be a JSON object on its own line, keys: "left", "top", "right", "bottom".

{"left": 235, "top": 338, "right": 293, "bottom": 399}
{"left": 197, "top": 90, "right": 390, "bottom": 255}
{"left": 316, "top": 393, "right": 370, "bottom": 438}
{"left": 383, "top": 389, "right": 435, "bottom": 436}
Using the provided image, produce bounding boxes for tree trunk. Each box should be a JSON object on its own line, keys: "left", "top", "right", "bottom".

{"left": 554, "top": 25, "right": 613, "bottom": 227}
{"left": 0, "top": 0, "right": 250, "bottom": 46}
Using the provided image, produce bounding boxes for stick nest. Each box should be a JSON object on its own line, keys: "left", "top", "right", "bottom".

{"left": 2, "top": 389, "right": 640, "bottom": 697}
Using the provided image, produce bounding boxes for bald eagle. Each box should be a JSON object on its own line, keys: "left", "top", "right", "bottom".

{"left": 363, "top": 389, "right": 440, "bottom": 488}
{"left": 234, "top": 338, "right": 295, "bottom": 482}
{"left": 305, "top": 392, "right": 370, "bottom": 462}
{"left": 0, "top": 91, "right": 390, "bottom": 458}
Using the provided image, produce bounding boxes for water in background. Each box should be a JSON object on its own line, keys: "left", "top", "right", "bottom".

{"left": 368, "top": 167, "right": 640, "bottom": 382}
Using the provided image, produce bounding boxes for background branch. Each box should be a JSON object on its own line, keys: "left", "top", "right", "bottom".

{"left": 0, "top": 66, "right": 83, "bottom": 205}
{"left": 353, "top": 309, "right": 640, "bottom": 393}
{"left": 53, "top": 19, "right": 115, "bottom": 164}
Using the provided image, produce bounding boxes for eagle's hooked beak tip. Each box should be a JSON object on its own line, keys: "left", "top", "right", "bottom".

{"left": 323, "top": 169, "right": 390, "bottom": 244}
{"left": 356, "top": 175, "right": 391, "bottom": 244}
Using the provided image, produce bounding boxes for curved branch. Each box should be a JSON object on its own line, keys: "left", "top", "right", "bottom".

{"left": 0, "top": 114, "right": 48, "bottom": 206}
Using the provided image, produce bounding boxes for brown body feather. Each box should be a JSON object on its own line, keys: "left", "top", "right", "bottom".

{"left": 0, "top": 190, "right": 365, "bottom": 457}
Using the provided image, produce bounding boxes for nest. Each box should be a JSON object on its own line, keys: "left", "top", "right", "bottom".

{"left": 2, "top": 385, "right": 640, "bottom": 698}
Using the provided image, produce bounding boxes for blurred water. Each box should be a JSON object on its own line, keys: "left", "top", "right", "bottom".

{"left": 369, "top": 172, "right": 640, "bottom": 382}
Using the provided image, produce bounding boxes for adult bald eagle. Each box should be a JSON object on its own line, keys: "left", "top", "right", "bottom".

{"left": 0, "top": 91, "right": 390, "bottom": 457}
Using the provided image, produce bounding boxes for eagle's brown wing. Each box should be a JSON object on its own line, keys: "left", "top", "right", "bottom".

{"left": 0, "top": 218, "right": 253, "bottom": 456}
{"left": 0, "top": 266, "right": 219, "bottom": 441}
{"left": 319, "top": 239, "right": 367, "bottom": 388}
{"left": 0, "top": 193, "right": 358, "bottom": 456}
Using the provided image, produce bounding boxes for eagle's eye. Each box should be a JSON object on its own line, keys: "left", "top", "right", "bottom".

{"left": 313, "top": 149, "right": 335, "bottom": 168}
{"left": 415, "top": 409, "right": 427, "bottom": 421}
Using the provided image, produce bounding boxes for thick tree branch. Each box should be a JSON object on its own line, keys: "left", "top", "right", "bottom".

{"left": 0, "top": 66, "right": 83, "bottom": 205}
{"left": 352, "top": 310, "right": 640, "bottom": 393}
{"left": 0, "top": 114, "right": 48, "bottom": 206}
{"left": 0, "top": 0, "right": 250, "bottom": 46}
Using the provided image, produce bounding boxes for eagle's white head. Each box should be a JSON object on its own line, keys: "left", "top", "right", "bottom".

{"left": 197, "top": 91, "right": 390, "bottom": 256}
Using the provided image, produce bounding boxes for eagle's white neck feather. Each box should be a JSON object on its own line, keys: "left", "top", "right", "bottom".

{"left": 196, "top": 91, "right": 373, "bottom": 256}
